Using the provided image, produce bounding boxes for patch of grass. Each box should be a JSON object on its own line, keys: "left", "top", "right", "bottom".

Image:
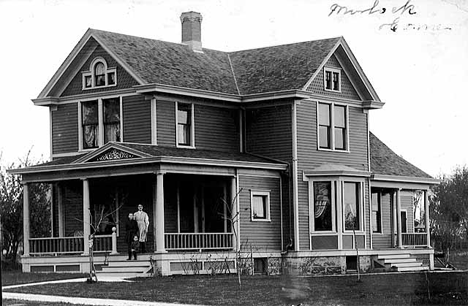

{"left": 2, "top": 271, "right": 86, "bottom": 286}
{"left": 3, "top": 299, "right": 88, "bottom": 306}
{"left": 4, "top": 271, "right": 468, "bottom": 306}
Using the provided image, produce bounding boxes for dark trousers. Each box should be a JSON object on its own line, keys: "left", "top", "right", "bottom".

{"left": 131, "top": 250, "right": 137, "bottom": 260}
{"left": 139, "top": 242, "right": 146, "bottom": 253}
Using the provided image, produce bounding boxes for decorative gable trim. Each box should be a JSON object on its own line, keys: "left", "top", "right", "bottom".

{"left": 37, "top": 29, "right": 145, "bottom": 100}
{"left": 302, "top": 37, "right": 381, "bottom": 104}
{"left": 72, "top": 142, "right": 151, "bottom": 164}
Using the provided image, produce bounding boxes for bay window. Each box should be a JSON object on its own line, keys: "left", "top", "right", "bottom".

{"left": 344, "top": 182, "right": 361, "bottom": 231}
{"left": 313, "top": 181, "right": 334, "bottom": 231}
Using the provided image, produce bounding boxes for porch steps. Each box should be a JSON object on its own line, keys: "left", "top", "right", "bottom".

{"left": 98, "top": 259, "right": 152, "bottom": 278}
{"left": 377, "top": 253, "right": 429, "bottom": 272}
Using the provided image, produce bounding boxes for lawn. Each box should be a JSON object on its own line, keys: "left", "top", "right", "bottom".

{"left": 3, "top": 271, "right": 468, "bottom": 305}
{"left": 2, "top": 271, "right": 86, "bottom": 287}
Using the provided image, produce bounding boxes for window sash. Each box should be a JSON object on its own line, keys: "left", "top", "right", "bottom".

{"left": 252, "top": 195, "right": 267, "bottom": 219}
{"left": 318, "top": 102, "right": 348, "bottom": 151}
{"left": 344, "top": 182, "right": 360, "bottom": 231}
{"left": 177, "top": 103, "right": 192, "bottom": 146}
{"left": 372, "top": 192, "right": 382, "bottom": 233}
{"left": 313, "top": 181, "right": 334, "bottom": 231}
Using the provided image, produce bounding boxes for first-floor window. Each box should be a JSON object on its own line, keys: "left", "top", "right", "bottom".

{"left": 251, "top": 191, "right": 270, "bottom": 221}
{"left": 314, "top": 181, "right": 333, "bottom": 231}
{"left": 372, "top": 192, "right": 382, "bottom": 233}
{"left": 344, "top": 182, "right": 360, "bottom": 231}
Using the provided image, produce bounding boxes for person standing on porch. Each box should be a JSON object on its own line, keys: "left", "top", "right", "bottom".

{"left": 125, "top": 213, "right": 139, "bottom": 260}
{"left": 134, "top": 204, "right": 149, "bottom": 253}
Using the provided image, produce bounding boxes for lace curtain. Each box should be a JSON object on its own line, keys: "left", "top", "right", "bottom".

{"left": 82, "top": 101, "right": 98, "bottom": 148}
{"left": 104, "top": 98, "right": 120, "bottom": 143}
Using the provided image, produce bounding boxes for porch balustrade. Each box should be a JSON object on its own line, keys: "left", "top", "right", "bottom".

{"left": 165, "top": 232, "right": 234, "bottom": 250}
{"left": 30, "top": 237, "right": 84, "bottom": 255}
{"left": 401, "top": 233, "right": 428, "bottom": 247}
{"left": 29, "top": 234, "right": 115, "bottom": 255}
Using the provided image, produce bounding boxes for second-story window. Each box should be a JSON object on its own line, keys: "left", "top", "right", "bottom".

{"left": 317, "top": 102, "right": 348, "bottom": 151}
{"left": 82, "top": 57, "right": 117, "bottom": 90}
{"left": 177, "top": 102, "right": 194, "bottom": 147}
{"left": 80, "top": 97, "right": 122, "bottom": 150}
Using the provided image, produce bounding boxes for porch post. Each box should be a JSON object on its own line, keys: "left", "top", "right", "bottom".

{"left": 231, "top": 176, "right": 238, "bottom": 251}
{"left": 82, "top": 179, "right": 90, "bottom": 256}
{"left": 154, "top": 172, "right": 166, "bottom": 253}
{"left": 396, "top": 189, "right": 403, "bottom": 248}
{"left": 57, "top": 183, "right": 65, "bottom": 237}
{"left": 22, "top": 183, "right": 30, "bottom": 257}
{"left": 424, "top": 190, "right": 431, "bottom": 248}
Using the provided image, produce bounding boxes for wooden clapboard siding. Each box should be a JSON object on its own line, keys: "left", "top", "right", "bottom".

{"left": 60, "top": 42, "right": 139, "bottom": 97}
{"left": 306, "top": 54, "right": 360, "bottom": 101}
{"left": 239, "top": 175, "right": 282, "bottom": 251}
{"left": 245, "top": 104, "right": 293, "bottom": 162}
{"left": 401, "top": 191, "right": 414, "bottom": 233}
{"left": 295, "top": 100, "right": 369, "bottom": 250}
{"left": 282, "top": 176, "right": 292, "bottom": 249}
{"left": 156, "top": 100, "right": 176, "bottom": 147}
{"left": 363, "top": 180, "right": 370, "bottom": 248}
{"left": 194, "top": 104, "right": 239, "bottom": 152}
{"left": 62, "top": 181, "right": 83, "bottom": 237}
{"left": 51, "top": 103, "right": 79, "bottom": 154}
{"left": 122, "top": 95, "right": 151, "bottom": 144}
{"left": 372, "top": 192, "right": 393, "bottom": 249}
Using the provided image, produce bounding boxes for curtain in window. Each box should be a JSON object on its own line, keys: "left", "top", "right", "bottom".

{"left": 252, "top": 195, "right": 265, "bottom": 218}
{"left": 104, "top": 98, "right": 120, "bottom": 143}
{"left": 314, "top": 182, "right": 332, "bottom": 231}
{"left": 95, "top": 62, "right": 105, "bottom": 86}
{"left": 82, "top": 101, "right": 98, "bottom": 148}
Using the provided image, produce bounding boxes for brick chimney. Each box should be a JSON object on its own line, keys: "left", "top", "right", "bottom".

{"left": 180, "top": 11, "right": 203, "bottom": 52}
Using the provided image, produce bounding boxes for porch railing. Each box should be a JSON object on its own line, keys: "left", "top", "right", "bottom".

{"left": 29, "top": 234, "right": 114, "bottom": 255}
{"left": 402, "top": 233, "right": 428, "bottom": 247}
{"left": 30, "top": 237, "right": 84, "bottom": 255}
{"left": 165, "top": 232, "right": 234, "bottom": 250}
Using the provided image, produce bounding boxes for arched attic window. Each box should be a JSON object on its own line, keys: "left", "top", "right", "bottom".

{"left": 82, "top": 57, "right": 117, "bottom": 90}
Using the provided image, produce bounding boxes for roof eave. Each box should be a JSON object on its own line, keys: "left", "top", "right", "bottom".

{"left": 363, "top": 100, "right": 385, "bottom": 110}
{"left": 31, "top": 97, "right": 60, "bottom": 107}
{"left": 371, "top": 174, "right": 440, "bottom": 185}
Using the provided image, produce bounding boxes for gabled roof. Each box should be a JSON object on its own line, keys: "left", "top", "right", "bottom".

{"left": 37, "top": 29, "right": 381, "bottom": 102}
{"left": 370, "top": 132, "right": 432, "bottom": 179}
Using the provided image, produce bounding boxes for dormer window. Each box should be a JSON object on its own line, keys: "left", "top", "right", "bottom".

{"left": 324, "top": 67, "right": 341, "bottom": 92}
{"left": 82, "top": 57, "right": 117, "bottom": 90}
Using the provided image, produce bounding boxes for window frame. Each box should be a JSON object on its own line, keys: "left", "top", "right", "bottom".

{"left": 323, "top": 67, "right": 341, "bottom": 92}
{"left": 371, "top": 191, "right": 383, "bottom": 233}
{"left": 317, "top": 101, "right": 349, "bottom": 152}
{"left": 78, "top": 96, "right": 123, "bottom": 151}
{"left": 310, "top": 180, "right": 336, "bottom": 233}
{"left": 342, "top": 180, "right": 364, "bottom": 233}
{"left": 250, "top": 190, "right": 271, "bottom": 222}
{"left": 82, "top": 57, "right": 117, "bottom": 90}
{"left": 175, "top": 102, "right": 195, "bottom": 148}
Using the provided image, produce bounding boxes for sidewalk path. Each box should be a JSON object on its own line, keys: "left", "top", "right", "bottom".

{"left": 3, "top": 276, "right": 202, "bottom": 306}
{"left": 4, "top": 292, "right": 201, "bottom": 306}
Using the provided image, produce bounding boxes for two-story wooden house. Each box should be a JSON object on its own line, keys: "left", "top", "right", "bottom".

{"left": 12, "top": 11, "right": 438, "bottom": 276}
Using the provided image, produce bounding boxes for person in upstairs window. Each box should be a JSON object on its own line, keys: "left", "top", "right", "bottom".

{"left": 125, "top": 213, "right": 139, "bottom": 260}
{"left": 134, "top": 204, "right": 149, "bottom": 253}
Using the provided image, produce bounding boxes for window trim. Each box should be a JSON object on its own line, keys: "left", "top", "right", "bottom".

{"left": 175, "top": 102, "right": 195, "bottom": 149}
{"left": 371, "top": 191, "right": 383, "bottom": 234}
{"left": 323, "top": 67, "right": 341, "bottom": 92}
{"left": 316, "top": 101, "right": 349, "bottom": 152}
{"left": 342, "top": 180, "right": 365, "bottom": 233}
{"left": 310, "top": 180, "right": 336, "bottom": 233}
{"left": 78, "top": 96, "right": 123, "bottom": 151}
{"left": 250, "top": 190, "right": 271, "bottom": 222}
{"left": 82, "top": 57, "right": 117, "bottom": 90}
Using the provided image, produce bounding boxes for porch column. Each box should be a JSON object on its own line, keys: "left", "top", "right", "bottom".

{"left": 154, "top": 172, "right": 166, "bottom": 253}
{"left": 231, "top": 176, "right": 238, "bottom": 251}
{"left": 82, "top": 179, "right": 90, "bottom": 256}
{"left": 23, "top": 183, "right": 30, "bottom": 257}
{"left": 396, "top": 189, "right": 403, "bottom": 248}
{"left": 424, "top": 190, "right": 431, "bottom": 248}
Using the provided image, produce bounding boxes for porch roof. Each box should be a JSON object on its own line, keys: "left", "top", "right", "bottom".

{"left": 10, "top": 142, "right": 288, "bottom": 177}
{"left": 370, "top": 132, "right": 438, "bottom": 185}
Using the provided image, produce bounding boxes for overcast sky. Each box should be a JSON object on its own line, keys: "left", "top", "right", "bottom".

{"left": 0, "top": 0, "right": 467, "bottom": 177}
